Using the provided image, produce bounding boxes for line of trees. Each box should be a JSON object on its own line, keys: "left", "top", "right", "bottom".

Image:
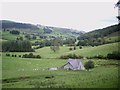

{"left": 86, "top": 51, "right": 120, "bottom": 60}
{"left": 77, "top": 37, "right": 120, "bottom": 47}
{"left": 59, "top": 51, "right": 120, "bottom": 60}
{"left": 10, "top": 30, "right": 20, "bottom": 35}
{"left": 60, "top": 54, "right": 83, "bottom": 59}
{"left": 6, "top": 53, "right": 41, "bottom": 59}
{"left": 33, "top": 37, "right": 76, "bottom": 48}
{"left": 2, "top": 40, "right": 33, "bottom": 52}
{"left": 22, "top": 53, "right": 41, "bottom": 59}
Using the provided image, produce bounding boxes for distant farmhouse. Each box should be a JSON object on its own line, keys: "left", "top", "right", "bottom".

{"left": 49, "top": 59, "right": 85, "bottom": 70}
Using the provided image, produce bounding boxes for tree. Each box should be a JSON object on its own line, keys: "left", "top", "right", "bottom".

{"left": 50, "top": 38, "right": 60, "bottom": 52}
{"left": 32, "top": 35, "right": 36, "bottom": 40}
{"left": 25, "top": 34, "right": 31, "bottom": 40}
{"left": 77, "top": 40, "right": 87, "bottom": 46}
{"left": 50, "top": 38, "right": 62, "bottom": 52}
{"left": 50, "top": 45, "right": 59, "bottom": 52}
{"left": 6, "top": 54, "right": 10, "bottom": 56}
{"left": 74, "top": 46, "right": 76, "bottom": 50}
{"left": 84, "top": 61, "right": 94, "bottom": 71}
{"left": 69, "top": 47, "right": 73, "bottom": 51}
{"left": 10, "top": 30, "right": 20, "bottom": 35}
{"left": 19, "top": 37, "right": 23, "bottom": 40}
{"left": 16, "top": 36, "right": 23, "bottom": 41}
{"left": 22, "top": 53, "right": 41, "bottom": 59}
{"left": 2, "top": 40, "right": 33, "bottom": 52}
{"left": 19, "top": 55, "right": 21, "bottom": 57}
{"left": 79, "top": 46, "right": 82, "bottom": 49}
{"left": 115, "top": 1, "right": 120, "bottom": 8}
{"left": 36, "top": 55, "right": 41, "bottom": 58}
{"left": 115, "top": 1, "right": 120, "bottom": 23}
{"left": 107, "top": 51, "right": 120, "bottom": 60}
{"left": 63, "top": 38, "right": 76, "bottom": 46}
{"left": 28, "top": 53, "right": 34, "bottom": 58}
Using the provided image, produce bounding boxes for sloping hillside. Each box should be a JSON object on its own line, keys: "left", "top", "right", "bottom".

{"left": 107, "top": 31, "right": 120, "bottom": 37}
{"left": 78, "top": 24, "right": 119, "bottom": 40}
{"left": 33, "top": 42, "right": 119, "bottom": 58}
{"left": 1, "top": 20, "right": 39, "bottom": 30}
{"left": 65, "top": 42, "right": 119, "bottom": 57}
{"left": 77, "top": 24, "right": 120, "bottom": 46}
{"left": 0, "top": 20, "right": 84, "bottom": 37}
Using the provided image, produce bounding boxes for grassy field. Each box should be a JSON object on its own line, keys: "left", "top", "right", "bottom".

{"left": 65, "top": 42, "right": 119, "bottom": 57}
{"left": 1, "top": 32, "right": 19, "bottom": 40}
{"left": 105, "top": 36, "right": 120, "bottom": 42}
{"left": 4, "top": 42, "right": 118, "bottom": 59}
{"left": 35, "top": 42, "right": 119, "bottom": 58}
{"left": 1, "top": 42, "right": 119, "bottom": 88}
{"left": 2, "top": 56, "right": 119, "bottom": 88}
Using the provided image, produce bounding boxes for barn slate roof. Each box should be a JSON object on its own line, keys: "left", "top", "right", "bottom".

{"left": 68, "top": 58, "right": 82, "bottom": 69}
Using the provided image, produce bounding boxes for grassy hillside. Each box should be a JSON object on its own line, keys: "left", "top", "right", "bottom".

{"left": 2, "top": 31, "right": 20, "bottom": 40}
{"left": 78, "top": 24, "right": 119, "bottom": 39}
{"left": 1, "top": 20, "right": 39, "bottom": 30}
{"left": 66, "top": 42, "right": 119, "bottom": 57}
{"left": 1, "top": 20, "right": 83, "bottom": 39}
{"left": 107, "top": 31, "right": 120, "bottom": 37}
{"left": 35, "top": 42, "right": 119, "bottom": 58}
{"left": 77, "top": 24, "right": 120, "bottom": 46}
{"left": 2, "top": 42, "right": 119, "bottom": 59}
{"left": 1, "top": 20, "right": 120, "bottom": 88}
{"left": 2, "top": 57, "right": 66, "bottom": 79}
{"left": 2, "top": 55, "right": 119, "bottom": 88}
{"left": 46, "top": 27, "right": 81, "bottom": 38}
{"left": 105, "top": 36, "right": 120, "bottom": 42}
{"left": 1, "top": 41, "right": 119, "bottom": 88}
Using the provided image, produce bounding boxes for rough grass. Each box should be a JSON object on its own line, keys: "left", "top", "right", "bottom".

{"left": 2, "top": 42, "right": 119, "bottom": 88}
{"left": 35, "top": 46, "right": 71, "bottom": 58}
{"left": 2, "top": 42, "right": 119, "bottom": 59}
{"left": 35, "top": 42, "right": 119, "bottom": 58}
{"left": 105, "top": 36, "right": 120, "bottom": 42}
{"left": 2, "top": 32, "right": 19, "bottom": 40}
{"left": 2, "top": 57, "right": 66, "bottom": 79}
{"left": 2, "top": 56, "right": 119, "bottom": 88}
{"left": 65, "top": 42, "right": 119, "bottom": 57}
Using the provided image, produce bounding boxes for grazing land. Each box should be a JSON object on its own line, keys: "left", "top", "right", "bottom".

{"left": 2, "top": 43, "right": 119, "bottom": 88}
{"left": 1, "top": 20, "right": 119, "bottom": 88}
{"left": 2, "top": 56, "right": 119, "bottom": 88}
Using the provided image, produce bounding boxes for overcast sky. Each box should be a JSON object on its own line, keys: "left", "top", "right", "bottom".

{"left": 1, "top": 0, "right": 118, "bottom": 32}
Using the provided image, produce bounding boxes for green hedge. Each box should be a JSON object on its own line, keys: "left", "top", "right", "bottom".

{"left": 60, "top": 54, "right": 83, "bottom": 59}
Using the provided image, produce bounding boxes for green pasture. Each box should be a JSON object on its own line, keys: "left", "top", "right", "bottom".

{"left": 105, "top": 36, "right": 120, "bottom": 42}
{"left": 2, "top": 32, "right": 19, "bottom": 40}
{"left": 1, "top": 42, "right": 119, "bottom": 88}
{"left": 2, "top": 42, "right": 119, "bottom": 59}
{"left": 36, "top": 42, "right": 119, "bottom": 58}
{"left": 2, "top": 56, "right": 119, "bottom": 88}
{"left": 65, "top": 42, "right": 119, "bottom": 57}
